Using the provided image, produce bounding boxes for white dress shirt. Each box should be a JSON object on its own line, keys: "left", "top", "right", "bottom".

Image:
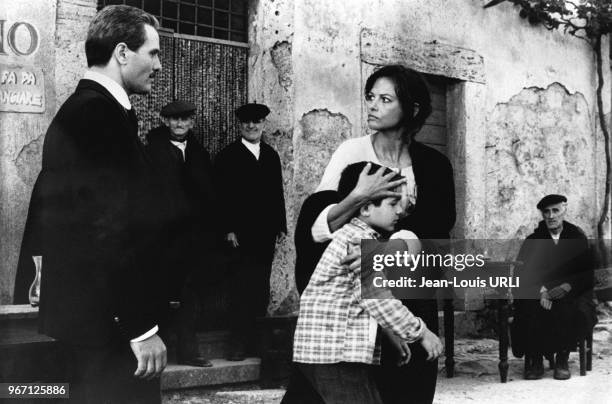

{"left": 170, "top": 139, "right": 187, "bottom": 161}
{"left": 311, "top": 135, "right": 417, "bottom": 242}
{"left": 241, "top": 138, "right": 261, "bottom": 160}
{"left": 84, "top": 70, "right": 132, "bottom": 110}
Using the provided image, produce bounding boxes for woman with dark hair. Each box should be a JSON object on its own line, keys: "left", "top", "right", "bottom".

{"left": 293, "top": 64, "right": 455, "bottom": 403}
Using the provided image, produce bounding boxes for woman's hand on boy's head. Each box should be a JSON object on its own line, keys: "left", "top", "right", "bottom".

{"left": 351, "top": 163, "right": 405, "bottom": 203}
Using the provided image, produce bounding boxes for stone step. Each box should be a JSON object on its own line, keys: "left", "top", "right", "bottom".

{"left": 215, "top": 389, "right": 285, "bottom": 404}
{"left": 162, "top": 358, "right": 261, "bottom": 390}
{"left": 163, "top": 387, "right": 284, "bottom": 404}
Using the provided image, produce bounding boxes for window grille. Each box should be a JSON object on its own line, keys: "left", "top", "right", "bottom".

{"left": 97, "top": 0, "right": 248, "bottom": 43}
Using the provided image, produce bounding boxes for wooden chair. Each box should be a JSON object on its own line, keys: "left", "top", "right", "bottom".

{"left": 578, "top": 330, "right": 593, "bottom": 376}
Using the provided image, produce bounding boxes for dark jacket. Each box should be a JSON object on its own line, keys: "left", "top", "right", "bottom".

{"left": 511, "top": 220, "right": 597, "bottom": 357}
{"left": 214, "top": 139, "right": 287, "bottom": 253}
{"left": 516, "top": 220, "right": 593, "bottom": 297}
{"left": 294, "top": 140, "right": 456, "bottom": 294}
{"left": 27, "top": 79, "right": 166, "bottom": 346}
{"left": 145, "top": 126, "right": 216, "bottom": 299}
{"left": 146, "top": 126, "right": 215, "bottom": 233}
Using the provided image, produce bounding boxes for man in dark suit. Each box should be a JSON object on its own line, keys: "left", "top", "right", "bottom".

{"left": 24, "top": 5, "right": 166, "bottom": 403}
{"left": 145, "top": 100, "right": 215, "bottom": 367}
{"left": 214, "top": 103, "right": 287, "bottom": 360}
{"left": 513, "top": 194, "right": 597, "bottom": 381}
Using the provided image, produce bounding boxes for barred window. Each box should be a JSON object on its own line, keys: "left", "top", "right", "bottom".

{"left": 97, "top": 0, "right": 248, "bottom": 42}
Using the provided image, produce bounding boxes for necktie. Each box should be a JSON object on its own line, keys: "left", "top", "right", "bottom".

{"left": 172, "top": 144, "right": 185, "bottom": 162}
{"left": 126, "top": 107, "right": 138, "bottom": 131}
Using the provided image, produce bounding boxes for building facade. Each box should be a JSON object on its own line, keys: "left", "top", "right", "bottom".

{"left": 0, "top": 0, "right": 609, "bottom": 313}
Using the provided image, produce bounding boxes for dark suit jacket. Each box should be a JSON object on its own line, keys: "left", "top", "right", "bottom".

{"left": 145, "top": 126, "right": 216, "bottom": 299}
{"left": 214, "top": 139, "right": 286, "bottom": 259}
{"left": 29, "top": 79, "right": 166, "bottom": 346}
{"left": 294, "top": 140, "right": 456, "bottom": 294}
{"left": 516, "top": 220, "right": 594, "bottom": 297}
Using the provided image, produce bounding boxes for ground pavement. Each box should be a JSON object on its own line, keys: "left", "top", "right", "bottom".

{"left": 165, "top": 308, "right": 612, "bottom": 404}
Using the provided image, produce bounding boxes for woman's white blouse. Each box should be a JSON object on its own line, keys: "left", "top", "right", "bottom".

{"left": 312, "top": 135, "right": 417, "bottom": 242}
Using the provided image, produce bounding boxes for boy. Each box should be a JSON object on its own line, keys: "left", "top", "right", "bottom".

{"left": 292, "top": 161, "right": 442, "bottom": 403}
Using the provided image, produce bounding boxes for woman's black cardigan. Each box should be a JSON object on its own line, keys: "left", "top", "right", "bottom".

{"left": 294, "top": 141, "right": 456, "bottom": 294}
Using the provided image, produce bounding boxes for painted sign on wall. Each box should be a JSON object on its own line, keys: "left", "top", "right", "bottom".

{"left": 0, "top": 65, "right": 44, "bottom": 113}
{"left": 0, "top": 20, "right": 39, "bottom": 56}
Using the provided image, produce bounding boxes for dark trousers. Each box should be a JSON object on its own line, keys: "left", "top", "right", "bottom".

{"left": 517, "top": 297, "right": 596, "bottom": 356}
{"left": 292, "top": 362, "right": 383, "bottom": 404}
{"left": 228, "top": 236, "right": 275, "bottom": 355}
{"left": 375, "top": 299, "right": 439, "bottom": 404}
{"left": 159, "top": 275, "right": 202, "bottom": 362}
{"left": 59, "top": 341, "right": 160, "bottom": 404}
{"left": 283, "top": 300, "right": 439, "bottom": 404}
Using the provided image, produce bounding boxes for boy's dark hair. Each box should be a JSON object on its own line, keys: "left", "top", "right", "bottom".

{"left": 337, "top": 161, "right": 404, "bottom": 210}
{"left": 85, "top": 5, "right": 159, "bottom": 67}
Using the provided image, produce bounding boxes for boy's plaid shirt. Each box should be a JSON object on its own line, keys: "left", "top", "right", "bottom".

{"left": 293, "top": 218, "right": 425, "bottom": 365}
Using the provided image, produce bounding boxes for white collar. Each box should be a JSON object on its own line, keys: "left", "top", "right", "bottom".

{"left": 170, "top": 139, "right": 187, "bottom": 150}
{"left": 84, "top": 70, "right": 131, "bottom": 110}
{"left": 241, "top": 138, "right": 261, "bottom": 159}
{"left": 170, "top": 139, "right": 186, "bottom": 160}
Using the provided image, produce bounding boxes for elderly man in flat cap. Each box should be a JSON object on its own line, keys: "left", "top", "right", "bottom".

{"left": 145, "top": 100, "right": 216, "bottom": 367}
{"left": 214, "top": 103, "right": 287, "bottom": 360}
{"left": 512, "top": 194, "right": 597, "bottom": 380}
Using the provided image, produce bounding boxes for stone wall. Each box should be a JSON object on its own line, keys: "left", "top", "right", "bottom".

{"left": 1, "top": 0, "right": 57, "bottom": 304}
{"left": 249, "top": 0, "right": 610, "bottom": 313}
{"left": 1, "top": 0, "right": 609, "bottom": 312}
{"left": 55, "top": 0, "right": 97, "bottom": 109}
{"left": 486, "top": 83, "right": 596, "bottom": 239}
{"left": 0, "top": 0, "right": 95, "bottom": 304}
{"left": 248, "top": 0, "right": 299, "bottom": 314}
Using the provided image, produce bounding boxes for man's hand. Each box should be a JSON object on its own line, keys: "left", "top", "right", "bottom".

{"left": 547, "top": 283, "right": 571, "bottom": 299}
{"left": 419, "top": 328, "right": 443, "bottom": 361}
{"left": 382, "top": 328, "right": 411, "bottom": 366}
{"left": 540, "top": 290, "right": 553, "bottom": 310}
{"left": 130, "top": 334, "right": 167, "bottom": 380}
{"left": 350, "top": 163, "right": 405, "bottom": 203}
{"left": 226, "top": 232, "right": 239, "bottom": 248}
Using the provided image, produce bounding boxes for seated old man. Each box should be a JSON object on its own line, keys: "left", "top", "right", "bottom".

{"left": 512, "top": 194, "right": 597, "bottom": 380}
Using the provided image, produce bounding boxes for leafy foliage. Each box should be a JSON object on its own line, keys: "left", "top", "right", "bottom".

{"left": 485, "top": 0, "right": 612, "bottom": 42}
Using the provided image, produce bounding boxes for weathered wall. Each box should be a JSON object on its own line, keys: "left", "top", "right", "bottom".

{"left": 250, "top": 0, "right": 609, "bottom": 313}
{"left": 55, "top": 0, "right": 97, "bottom": 109}
{"left": 0, "top": 0, "right": 95, "bottom": 304}
{"left": 0, "top": 0, "right": 57, "bottom": 305}
{"left": 249, "top": 0, "right": 299, "bottom": 314}
{"left": 486, "top": 83, "right": 596, "bottom": 239}
{"left": 1, "top": 0, "right": 608, "bottom": 312}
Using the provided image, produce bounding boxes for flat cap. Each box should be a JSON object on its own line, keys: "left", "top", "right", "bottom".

{"left": 236, "top": 103, "right": 270, "bottom": 122}
{"left": 160, "top": 100, "right": 196, "bottom": 117}
{"left": 536, "top": 194, "right": 567, "bottom": 210}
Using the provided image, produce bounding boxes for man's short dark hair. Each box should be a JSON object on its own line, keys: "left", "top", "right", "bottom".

{"left": 85, "top": 5, "right": 160, "bottom": 68}
{"left": 337, "top": 161, "right": 404, "bottom": 208}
